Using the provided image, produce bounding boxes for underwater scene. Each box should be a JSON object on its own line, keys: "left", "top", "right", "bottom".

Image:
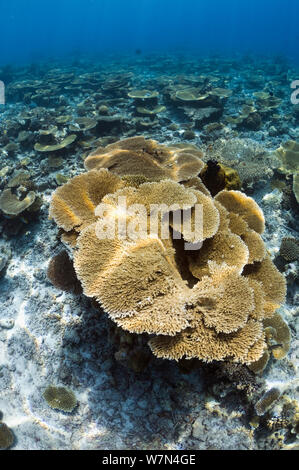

{"left": 0, "top": 0, "right": 298, "bottom": 452}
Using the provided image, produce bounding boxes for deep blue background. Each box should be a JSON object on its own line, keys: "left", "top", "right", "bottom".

{"left": 0, "top": 0, "right": 298, "bottom": 65}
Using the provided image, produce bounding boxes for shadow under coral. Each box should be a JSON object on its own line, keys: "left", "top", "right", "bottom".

{"left": 56, "top": 292, "right": 261, "bottom": 449}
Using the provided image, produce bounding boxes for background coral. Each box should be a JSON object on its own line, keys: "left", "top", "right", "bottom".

{"left": 200, "top": 160, "right": 241, "bottom": 196}
{"left": 275, "top": 140, "right": 299, "bottom": 174}
{"left": 0, "top": 422, "right": 14, "bottom": 450}
{"left": 279, "top": 237, "right": 299, "bottom": 263}
{"left": 47, "top": 250, "right": 82, "bottom": 294}
{"left": 255, "top": 388, "right": 281, "bottom": 416}
{"left": 43, "top": 385, "right": 77, "bottom": 413}
{"left": 84, "top": 136, "right": 204, "bottom": 182}
{"left": 0, "top": 189, "right": 36, "bottom": 216}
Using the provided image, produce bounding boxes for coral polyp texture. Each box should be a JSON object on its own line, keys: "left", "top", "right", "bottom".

{"left": 49, "top": 136, "right": 288, "bottom": 368}
{"left": 43, "top": 386, "right": 77, "bottom": 413}
{"left": 84, "top": 136, "right": 205, "bottom": 182}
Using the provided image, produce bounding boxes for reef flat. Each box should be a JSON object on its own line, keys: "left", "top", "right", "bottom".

{"left": 0, "top": 53, "right": 298, "bottom": 450}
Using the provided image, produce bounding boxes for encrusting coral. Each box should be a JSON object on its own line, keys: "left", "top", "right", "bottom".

{"left": 43, "top": 386, "right": 77, "bottom": 412}
{"left": 275, "top": 140, "right": 299, "bottom": 174}
{"left": 84, "top": 136, "right": 204, "bottom": 182}
{"left": 0, "top": 189, "right": 36, "bottom": 216}
{"left": 279, "top": 237, "right": 299, "bottom": 262}
{"left": 200, "top": 159, "right": 241, "bottom": 196}
{"left": 0, "top": 422, "right": 14, "bottom": 450}
{"left": 275, "top": 141, "right": 299, "bottom": 206}
{"left": 255, "top": 387, "right": 281, "bottom": 416}
{"left": 49, "top": 136, "right": 287, "bottom": 369}
{"left": 47, "top": 250, "right": 82, "bottom": 294}
{"left": 263, "top": 312, "right": 291, "bottom": 360}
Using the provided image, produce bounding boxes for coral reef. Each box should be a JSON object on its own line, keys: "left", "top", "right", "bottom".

{"left": 203, "top": 138, "right": 278, "bottom": 189}
{"left": 49, "top": 136, "right": 287, "bottom": 369}
{"left": 34, "top": 134, "right": 77, "bottom": 152}
{"left": 199, "top": 160, "right": 241, "bottom": 196}
{"left": 275, "top": 140, "right": 299, "bottom": 174}
{"left": 0, "top": 422, "right": 14, "bottom": 450}
{"left": 263, "top": 312, "right": 291, "bottom": 360}
{"left": 279, "top": 237, "right": 299, "bottom": 262}
{"left": 43, "top": 386, "right": 77, "bottom": 412}
{"left": 84, "top": 136, "right": 204, "bottom": 182}
{"left": 0, "top": 189, "right": 36, "bottom": 216}
{"left": 255, "top": 387, "right": 281, "bottom": 416}
{"left": 1, "top": 53, "right": 298, "bottom": 451}
{"left": 47, "top": 250, "right": 82, "bottom": 294}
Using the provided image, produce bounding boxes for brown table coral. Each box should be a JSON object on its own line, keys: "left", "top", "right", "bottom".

{"left": 49, "top": 136, "right": 288, "bottom": 370}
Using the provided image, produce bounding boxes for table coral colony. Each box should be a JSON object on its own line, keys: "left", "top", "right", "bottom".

{"left": 48, "top": 136, "right": 288, "bottom": 373}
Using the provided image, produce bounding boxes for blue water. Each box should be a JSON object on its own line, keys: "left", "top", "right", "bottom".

{"left": 0, "top": 0, "right": 298, "bottom": 66}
